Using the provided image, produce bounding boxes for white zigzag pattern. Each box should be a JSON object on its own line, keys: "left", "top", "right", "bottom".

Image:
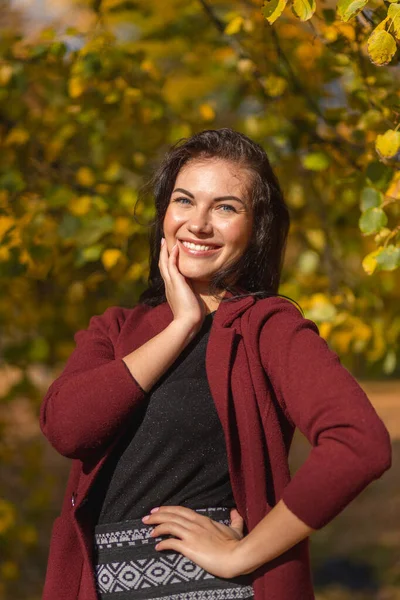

{"left": 95, "top": 553, "right": 253, "bottom": 597}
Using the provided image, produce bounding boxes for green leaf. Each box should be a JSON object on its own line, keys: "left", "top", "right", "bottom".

{"left": 301, "top": 152, "right": 331, "bottom": 171}
{"left": 74, "top": 216, "right": 114, "bottom": 246}
{"left": 375, "top": 244, "right": 400, "bottom": 270}
{"left": 360, "top": 187, "right": 382, "bottom": 211}
{"left": 383, "top": 350, "right": 397, "bottom": 375}
{"left": 0, "top": 170, "right": 26, "bottom": 193}
{"left": 298, "top": 250, "right": 319, "bottom": 274}
{"left": 292, "top": 0, "right": 316, "bottom": 20}
{"left": 366, "top": 162, "right": 393, "bottom": 190}
{"left": 28, "top": 337, "right": 50, "bottom": 361}
{"left": 367, "top": 30, "right": 397, "bottom": 66}
{"left": 359, "top": 207, "right": 388, "bottom": 234}
{"left": 337, "top": 0, "right": 368, "bottom": 21}
{"left": 261, "top": 0, "right": 289, "bottom": 24}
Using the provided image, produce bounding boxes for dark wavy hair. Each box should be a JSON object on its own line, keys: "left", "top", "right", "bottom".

{"left": 138, "top": 128, "right": 297, "bottom": 310}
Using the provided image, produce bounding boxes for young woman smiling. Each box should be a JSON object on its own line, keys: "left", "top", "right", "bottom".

{"left": 40, "top": 129, "right": 391, "bottom": 600}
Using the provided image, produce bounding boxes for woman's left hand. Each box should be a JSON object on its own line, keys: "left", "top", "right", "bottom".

{"left": 142, "top": 506, "right": 245, "bottom": 579}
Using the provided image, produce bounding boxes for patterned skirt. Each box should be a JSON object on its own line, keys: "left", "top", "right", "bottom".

{"left": 93, "top": 506, "right": 255, "bottom": 600}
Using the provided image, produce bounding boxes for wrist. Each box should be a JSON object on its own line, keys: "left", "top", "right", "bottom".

{"left": 229, "top": 537, "right": 255, "bottom": 577}
{"left": 170, "top": 317, "right": 202, "bottom": 341}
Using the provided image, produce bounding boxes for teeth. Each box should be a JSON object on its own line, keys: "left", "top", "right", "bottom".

{"left": 181, "top": 241, "right": 217, "bottom": 251}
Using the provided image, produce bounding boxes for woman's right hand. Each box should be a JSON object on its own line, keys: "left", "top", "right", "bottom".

{"left": 158, "top": 238, "right": 205, "bottom": 329}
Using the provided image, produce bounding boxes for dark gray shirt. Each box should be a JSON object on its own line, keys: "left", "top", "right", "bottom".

{"left": 90, "top": 311, "right": 235, "bottom": 525}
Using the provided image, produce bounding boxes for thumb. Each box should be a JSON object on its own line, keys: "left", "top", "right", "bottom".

{"left": 230, "top": 508, "right": 244, "bottom": 538}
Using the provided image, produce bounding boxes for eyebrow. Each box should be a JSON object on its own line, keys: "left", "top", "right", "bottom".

{"left": 172, "top": 188, "right": 246, "bottom": 207}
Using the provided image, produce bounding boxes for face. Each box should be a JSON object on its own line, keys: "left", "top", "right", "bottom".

{"left": 162, "top": 158, "right": 254, "bottom": 292}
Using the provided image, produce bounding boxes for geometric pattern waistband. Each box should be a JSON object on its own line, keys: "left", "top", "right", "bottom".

{"left": 94, "top": 507, "right": 232, "bottom": 551}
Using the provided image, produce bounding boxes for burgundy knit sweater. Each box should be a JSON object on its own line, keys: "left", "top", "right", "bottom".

{"left": 40, "top": 291, "right": 392, "bottom": 600}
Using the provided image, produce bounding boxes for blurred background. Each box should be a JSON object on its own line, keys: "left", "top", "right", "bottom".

{"left": 0, "top": 0, "right": 399, "bottom": 598}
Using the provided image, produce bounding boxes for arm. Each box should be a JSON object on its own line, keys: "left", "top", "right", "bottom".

{"left": 232, "top": 498, "right": 314, "bottom": 576}
{"left": 257, "top": 298, "right": 392, "bottom": 530}
{"left": 40, "top": 305, "right": 201, "bottom": 460}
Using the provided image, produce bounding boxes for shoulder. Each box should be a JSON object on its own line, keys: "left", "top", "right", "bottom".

{"left": 247, "top": 295, "right": 313, "bottom": 332}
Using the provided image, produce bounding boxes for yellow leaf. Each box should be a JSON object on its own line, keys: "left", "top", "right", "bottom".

{"left": 1, "top": 561, "right": 19, "bottom": 580}
{"left": 76, "top": 167, "right": 95, "bottom": 187}
{"left": 140, "top": 59, "right": 159, "bottom": 79}
{"left": 68, "top": 77, "right": 85, "bottom": 98}
{"left": 124, "top": 87, "right": 142, "bottom": 102}
{"left": 5, "top": 127, "right": 29, "bottom": 146}
{"left": 127, "top": 262, "right": 145, "bottom": 281}
{"left": 114, "top": 217, "right": 132, "bottom": 236}
{"left": 388, "top": 3, "right": 400, "bottom": 39}
{"left": 0, "top": 216, "right": 14, "bottom": 240}
{"left": 375, "top": 129, "right": 400, "bottom": 158}
{"left": 262, "top": 74, "right": 287, "bottom": 97}
{"left": 305, "top": 228, "right": 326, "bottom": 250}
{"left": 386, "top": 171, "right": 400, "bottom": 199}
{"left": 0, "top": 64, "right": 13, "bottom": 85}
{"left": 292, "top": 0, "right": 316, "bottom": 21}
{"left": 102, "top": 249, "right": 124, "bottom": 270}
{"left": 132, "top": 152, "right": 146, "bottom": 167}
{"left": 225, "top": 16, "right": 244, "bottom": 35}
{"left": 237, "top": 58, "right": 255, "bottom": 74}
{"left": 337, "top": 23, "right": 357, "bottom": 40}
{"left": 69, "top": 195, "right": 92, "bottom": 216}
{"left": 18, "top": 525, "right": 38, "bottom": 545}
{"left": 0, "top": 499, "right": 16, "bottom": 534}
{"left": 199, "top": 103, "right": 215, "bottom": 121}
{"left": 362, "top": 249, "right": 380, "bottom": 274}
{"left": 0, "top": 245, "right": 10, "bottom": 261}
{"left": 261, "top": 0, "right": 288, "bottom": 24}
{"left": 323, "top": 26, "right": 338, "bottom": 42}
{"left": 367, "top": 29, "right": 397, "bottom": 66}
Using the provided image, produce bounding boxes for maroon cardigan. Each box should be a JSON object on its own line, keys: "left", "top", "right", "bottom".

{"left": 40, "top": 291, "right": 392, "bottom": 600}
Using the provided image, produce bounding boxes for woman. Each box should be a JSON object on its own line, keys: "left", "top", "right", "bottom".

{"left": 40, "top": 128, "right": 392, "bottom": 600}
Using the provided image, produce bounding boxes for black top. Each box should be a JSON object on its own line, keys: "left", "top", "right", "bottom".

{"left": 90, "top": 311, "right": 235, "bottom": 525}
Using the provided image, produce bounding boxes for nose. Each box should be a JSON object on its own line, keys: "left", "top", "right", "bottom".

{"left": 187, "top": 207, "right": 213, "bottom": 234}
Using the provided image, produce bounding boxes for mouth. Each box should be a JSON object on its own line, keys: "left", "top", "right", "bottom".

{"left": 178, "top": 239, "right": 222, "bottom": 257}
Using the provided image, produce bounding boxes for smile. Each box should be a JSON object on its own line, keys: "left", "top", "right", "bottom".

{"left": 178, "top": 239, "right": 222, "bottom": 256}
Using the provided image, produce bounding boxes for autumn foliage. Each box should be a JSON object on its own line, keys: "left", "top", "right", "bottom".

{"left": 0, "top": 0, "right": 399, "bottom": 598}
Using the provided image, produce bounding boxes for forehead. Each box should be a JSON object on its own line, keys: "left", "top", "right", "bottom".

{"left": 174, "top": 158, "right": 252, "bottom": 197}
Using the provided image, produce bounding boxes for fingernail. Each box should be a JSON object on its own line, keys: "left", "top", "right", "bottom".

{"left": 161, "top": 238, "right": 165, "bottom": 246}
{"left": 150, "top": 507, "right": 159, "bottom": 513}
{"left": 142, "top": 515, "right": 150, "bottom": 521}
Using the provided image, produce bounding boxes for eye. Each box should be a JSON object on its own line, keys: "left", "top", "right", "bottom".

{"left": 218, "top": 204, "right": 237, "bottom": 213}
{"left": 173, "top": 197, "right": 192, "bottom": 205}
{"left": 173, "top": 197, "right": 236, "bottom": 213}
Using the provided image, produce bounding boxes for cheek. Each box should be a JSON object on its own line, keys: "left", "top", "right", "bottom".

{"left": 163, "top": 208, "right": 185, "bottom": 232}
{"left": 221, "top": 220, "right": 252, "bottom": 248}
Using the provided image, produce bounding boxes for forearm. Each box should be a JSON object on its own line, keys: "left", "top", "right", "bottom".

{"left": 122, "top": 318, "right": 201, "bottom": 393}
{"left": 232, "top": 499, "right": 315, "bottom": 576}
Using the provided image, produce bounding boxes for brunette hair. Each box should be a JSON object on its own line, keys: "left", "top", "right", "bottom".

{"left": 138, "top": 128, "right": 298, "bottom": 310}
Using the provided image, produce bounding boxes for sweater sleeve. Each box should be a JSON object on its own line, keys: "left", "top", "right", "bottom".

{"left": 258, "top": 298, "right": 392, "bottom": 530}
{"left": 39, "top": 306, "right": 147, "bottom": 460}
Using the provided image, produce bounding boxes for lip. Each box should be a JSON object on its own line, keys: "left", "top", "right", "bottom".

{"left": 178, "top": 238, "right": 221, "bottom": 248}
{"left": 178, "top": 239, "right": 222, "bottom": 257}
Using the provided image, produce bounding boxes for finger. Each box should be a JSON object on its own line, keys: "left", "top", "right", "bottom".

{"left": 151, "top": 522, "right": 191, "bottom": 540}
{"left": 149, "top": 506, "right": 204, "bottom": 523}
{"left": 158, "top": 238, "right": 171, "bottom": 284}
{"left": 229, "top": 508, "right": 244, "bottom": 530}
{"left": 145, "top": 511, "right": 196, "bottom": 530}
{"left": 154, "top": 537, "right": 187, "bottom": 554}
